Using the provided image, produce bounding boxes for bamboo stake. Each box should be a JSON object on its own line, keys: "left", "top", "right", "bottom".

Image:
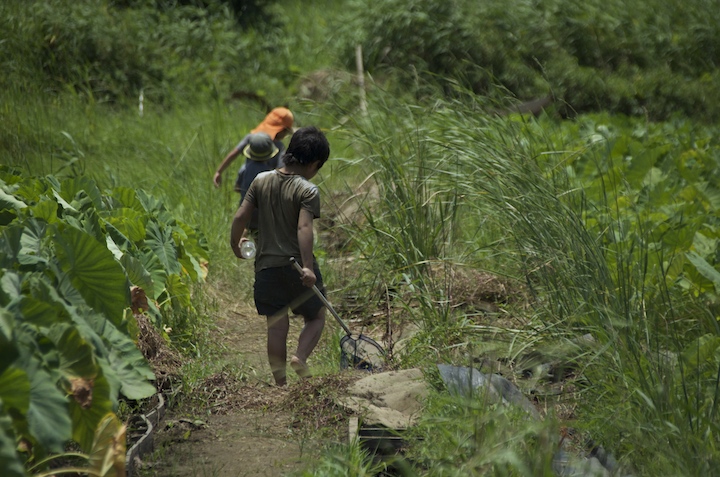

{"left": 355, "top": 44, "right": 367, "bottom": 116}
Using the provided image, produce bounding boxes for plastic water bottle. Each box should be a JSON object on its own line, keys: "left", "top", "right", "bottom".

{"left": 240, "top": 240, "right": 256, "bottom": 259}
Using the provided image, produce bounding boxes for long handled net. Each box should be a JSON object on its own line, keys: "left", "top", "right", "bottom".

{"left": 291, "top": 258, "right": 386, "bottom": 372}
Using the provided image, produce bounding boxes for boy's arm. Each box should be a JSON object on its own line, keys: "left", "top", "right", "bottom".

{"left": 230, "top": 199, "right": 255, "bottom": 258}
{"left": 297, "top": 208, "right": 317, "bottom": 287}
{"left": 214, "top": 148, "right": 241, "bottom": 187}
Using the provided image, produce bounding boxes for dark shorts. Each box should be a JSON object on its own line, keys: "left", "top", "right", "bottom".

{"left": 254, "top": 264, "right": 325, "bottom": 319}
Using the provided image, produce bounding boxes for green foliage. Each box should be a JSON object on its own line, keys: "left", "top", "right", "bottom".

{"left": 0, "top": 0, "right": 287, "bottom": 105}
{"left": 297, "top": 440, "right": 388, "bottom": 476}
{"left": 333, "top": 0, "right": 720, "bottom": 121}
{"left": 335, "top": 89, "right": 720, "bottom": 472}
{"left": 0, "top": 167, "right": 208, "bottom": 473}
{"left": 407, "top": 391, "right": 558, "bottom": 476}
{"left": 5, "top": 0, "right": 720, "bottom": 120}
{"left": 349, "top": 102, "right": 462, "bottom": 278}
{"left": 111, "top": 0, "right": 280, "bottom": 29}
{"left": 334, "top": 0, "right": 505, "bottom": 100}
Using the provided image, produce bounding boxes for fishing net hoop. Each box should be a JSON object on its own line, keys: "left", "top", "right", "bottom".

{"left": 339, "top": 334, "right": 386, "bottom": 371}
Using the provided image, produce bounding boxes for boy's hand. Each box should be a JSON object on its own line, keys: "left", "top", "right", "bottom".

{"left": 300, "top": 267, "right": 317, "bottom": 288}
{"left": 230, "top": 238, "right": 243, "bottom": 258}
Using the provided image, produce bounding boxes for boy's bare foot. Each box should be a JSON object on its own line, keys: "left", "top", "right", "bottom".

{"left": 290, "top": 356, "right": 311, "bottom": 378}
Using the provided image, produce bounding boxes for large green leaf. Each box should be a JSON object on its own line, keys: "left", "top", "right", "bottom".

{"left": 0, "top": 270, "right": 21, "bottom": 304}
{"left": 51, "top": 324, "right": 98, "bottom": 379}
{"left": 13, "top": 176, "right": 47, "bottom": 203}
{"left": 60, "top": 176, "right": 104, "bottom": 212}
{"left": 104, "top": 222, "right": 132, "bottom": 257}
{"left": 166, "top": 273, "right": 192, "bottom": 309}
{"left": 108, "top": 349, "right": 156, "bottom": 400}
{"left": 19, "top": 294, "right": 62, "bottom": 328}
{"left": 18, "top": 218, "right": 50, "bottom": 266}
{"left": 110, "top": 186, "right": 145, "bottom": 212}
{"left": 175, "top": 220, "right": 210, "bottom": 262}
{"left": 27, "top": 363, "right": 71, "bottom": 453}
{"left": 69, "top": 368, "right": 114, "bottom": 451}
{"left": 52, "top": 189, "right": 78, "bottom": 214}
{"left": 85, "top": 312, "right": 155, "bottom": 399}
{"left": 54, "top": 225, "right": 130, "bottom": 326}
{"left": 139, "top": 249, "right": 167, "bottom": 300}
{"left": 145, "top": 220, "right": 181, "bottom": 275}
{"left": 0, "top": 366, "right": 30, "bottom": 415}
{"left": 135, "top": 189, "right": 164, "bottom": 215}
{"left": 105, "top": 208, "right": 146, "bottom": 243}
{"left": 0, "top": 405, "right": 25, "bottom": 477}
{"left": 686, "top": 251, "right": 720, "bottom": 290}
{"left": 0, "top": 225, "right": 22, "bottom": 268}
{"left": 0, "top": 309, "right": 18, "bottom": 375}
{"left": 120, "top": 253, "right": 154, "bottom": 294}
{"left": 79, "top": 207, "right": 105, "bottom": 244}
{"left": 105, "top": 234, "right": 123, "bottom": 261}
{"left": 29, "top": 198, "right": 58, "bottom": 223}
{"left": 0, "top": 188, "right": 27, "bottom": 212}
{"left": 88, "top": 412, "right": 126, "bottom": 477}
{"left": 178, "top": 252, "right": 202, "bottom": 282}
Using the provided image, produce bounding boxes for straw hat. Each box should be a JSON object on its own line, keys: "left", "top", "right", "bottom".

{"left": 242, "top": 132, "right": 279, "bottom": 161}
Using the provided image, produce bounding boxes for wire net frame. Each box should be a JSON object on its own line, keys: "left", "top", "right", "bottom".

{"left": 340, "top": 333, "right": 386, "bottom": 371}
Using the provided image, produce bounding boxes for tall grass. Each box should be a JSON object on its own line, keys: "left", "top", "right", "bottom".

{"left": 408, "top": 390, "right": 559, "bottom": 477}
{"left": 440, "top": 107, "right": 720, "bottom": 473}
{"left": 335, "top": 89, "right": 720, "bottom": 474}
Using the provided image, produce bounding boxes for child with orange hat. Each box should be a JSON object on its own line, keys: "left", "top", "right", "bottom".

{"left": 213, "top": 107, "right": 295, "bottom": 198}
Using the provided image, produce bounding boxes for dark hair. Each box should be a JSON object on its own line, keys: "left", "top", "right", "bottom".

{"left": 282, "top": 126, "right": 330, "bottom": 168}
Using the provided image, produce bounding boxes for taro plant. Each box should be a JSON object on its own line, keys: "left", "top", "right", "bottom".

{"left": 0, "top": 166, "right": 208, "bottom": 474}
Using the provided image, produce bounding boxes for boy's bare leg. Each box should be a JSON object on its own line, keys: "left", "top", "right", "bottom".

{"left": 267, "top": 312, "right": 290, "bottom": 386}
{"left": 291, "top": 308, "right": 326, "bottom": 378}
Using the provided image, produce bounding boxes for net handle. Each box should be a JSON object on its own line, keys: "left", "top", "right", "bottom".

{"left": 290, "top": 258, "right": 352, "bottom": 335}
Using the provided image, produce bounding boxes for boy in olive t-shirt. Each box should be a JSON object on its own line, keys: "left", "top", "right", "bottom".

{"left": 230, "top": 126, "right": 330, "bottom": 387}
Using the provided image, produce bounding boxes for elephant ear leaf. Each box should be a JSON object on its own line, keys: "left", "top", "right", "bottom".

{"left": 686, "top": 251, "right": 720, "bottom": 290}
{"left": 0, "top": 404, "right": 25, "bottom": 477}
{"left": 88, "top": 413, "right": 127, "bottom": 477}
{"left": 110, "top": 186, "right": 145, "bottom": 212}
{"left": 53, "top": 324, "right": 98, "bottom": 379}
{"left": 60, "top": 177, "right": 104, "bottom": 212}
{"left": 0, "top": 309, "right": 18, "bottom": 375}
{"left": 69, "top": 368, "right": 114, "bottom": 452}
{"left": 0, "top": 366, "right": 30, "bottom": 415}
{"left": 0, "top": 188, "right": 27, "bottom": 213}
{"left": 27, "top": 363, "right": 72, "bottom": 453}
{"left": 120, "top": 253, "right": 154, "bottom": 294}
{"left": 54, "top": 225, "right": 130, "bottom": 327}
{"left": 145, "top": 221, "right": 181, "bottom": 275}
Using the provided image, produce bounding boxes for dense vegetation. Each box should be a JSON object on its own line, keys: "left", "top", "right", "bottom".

{"left": 2, "top": 0, "right": 720, "bottom": 475}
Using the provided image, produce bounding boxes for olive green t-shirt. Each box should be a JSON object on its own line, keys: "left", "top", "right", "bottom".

{"left": 243, "top": 169, "right": 321, "bottom": 271}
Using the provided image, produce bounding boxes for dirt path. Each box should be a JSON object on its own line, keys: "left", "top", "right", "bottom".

{"left": 136, "top": 264, "right": 535, "bottom": 477}
{"left": 142, "top": 274, "right": 348, "bottom": 477}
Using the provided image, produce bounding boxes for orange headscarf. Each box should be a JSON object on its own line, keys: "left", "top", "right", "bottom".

{"left": 251, "top": 107, "right": 294, "bottom": 140}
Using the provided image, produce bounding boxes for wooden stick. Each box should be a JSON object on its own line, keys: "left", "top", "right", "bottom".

{"left": 355, "top": 44, "right": 367, "bottom": 116}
